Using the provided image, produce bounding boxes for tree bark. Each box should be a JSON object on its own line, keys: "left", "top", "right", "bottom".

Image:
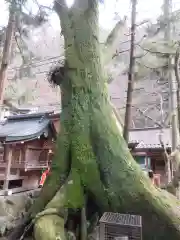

{"left": 175, "top": 44, "right": 180, "bottom": 134}
{"left": 0, "top": 4, "right": 16, "bottom": 108}
{"left": 8, "top": 1, "right": 180, "bottom": 240}
{"left": 123, "top": 0, "right": 137, "bottom": 142}
{"left": 163, "top": 0, "right": 179, "bottom": 173}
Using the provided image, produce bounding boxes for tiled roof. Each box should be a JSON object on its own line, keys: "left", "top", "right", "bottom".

{"left": 0, "top": 113, "right": 55, "bottom": 143}
{"left": 129, "top": 128, "right": 171, "bottom": 149}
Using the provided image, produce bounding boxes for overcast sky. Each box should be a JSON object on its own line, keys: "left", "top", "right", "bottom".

{"left": 1, "top": 0, "right": 180, "bottom": 30}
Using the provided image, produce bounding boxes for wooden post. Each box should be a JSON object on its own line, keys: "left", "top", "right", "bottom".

{"left": 19, "top": 147, "right": 22, "bottom": 164}
{"left": 3, "top": 145, "right": 12, "bottom": 190}
{"left": 24, "top": 146, "right": 29, "bottom": 171}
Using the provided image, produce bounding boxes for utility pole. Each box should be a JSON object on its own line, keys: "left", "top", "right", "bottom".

{"left": 163, "top": 0, "right": 179, "bottom": 171}
{"left": 0, "top": 3, "right": 16, "bottom": 112}
{"left": 123, "top": 0, "right": 137, "bottom": 142}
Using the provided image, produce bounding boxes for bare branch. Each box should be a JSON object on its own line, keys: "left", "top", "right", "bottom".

{"left": 105, "top": 18, "right": 127, "bottom": 48}
{"left": 33, "top": 0, "right": 53, "bottom": 12}
{"left": 134, "top": 51, "right": 149, "bottom": 59}
{"left": 135, "top": 19, "right": 150, "bottom": 27}
{"left": 112, "top": 36, "right": 146, "bottom": 59}
{"left": 103, "top": 18, "right": 127, "bottom": 64}
{"left": 103, "top": 19, "right": 149, "bottom": 63}
{"left": 134, "top": 106, "right": 163, "bottom": 128}
{"left": 136, "top": 60, "right": 167, "bottom": 70}
{"left": 54, "top": 0, "right": 72, "bottom": 40}
{"left": 137, "top": 43, "right": 170, "bottom": 55}
{"left": 112, "top": 49, "right": 129, "bottom": 58}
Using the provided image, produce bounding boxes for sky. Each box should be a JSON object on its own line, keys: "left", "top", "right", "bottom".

{"left": 1, "top": 0, "right": 180, "bottom": 30}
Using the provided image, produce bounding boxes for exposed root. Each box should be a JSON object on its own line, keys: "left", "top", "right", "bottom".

{"left": 34, "top": 214, "right": 66, "bottom": 240}
{"left": 33, "top": 208, "right": 65, "bottom": 224}
{"left": 19, "top": 222, "right": 33, "bottom": 240}
{"left": 34, "top": 185, "right": 66, "bottom": 240}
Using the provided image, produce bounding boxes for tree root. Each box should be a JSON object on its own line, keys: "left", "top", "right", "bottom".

{"left": 34, "top": 185, "right": 67, "bottom": 240}
{"left": 19, "top": 222, "right": 33, "bottom": 240}
{"left": 33, "top": 184, "right": 101, "bottom": 240}
{"left": 34, "top": 214, "right": 66, "bottom": 240}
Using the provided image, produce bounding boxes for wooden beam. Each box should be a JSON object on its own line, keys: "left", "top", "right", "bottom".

{"left": 0, "top": 175, "right": 27, "bottom": 181}
{"left": 28, "top": 146, "right": 50, "bottom": 150}
{"left": 132, "top": 152, "right": 147, "bottom": 156}
{"left": 3, "top": 145, "right": 12, "bottom": 190}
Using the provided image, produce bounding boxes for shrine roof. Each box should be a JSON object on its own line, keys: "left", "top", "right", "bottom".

{"left": 0, "top": 112, "right": 56, "bottom": 143}
{"left": 129, "top": 127, "right": 171, "bottom": 149}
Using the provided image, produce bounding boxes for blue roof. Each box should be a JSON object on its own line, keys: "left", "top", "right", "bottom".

{"left": 0, "top": 113, "right": 55, "bottom": 143}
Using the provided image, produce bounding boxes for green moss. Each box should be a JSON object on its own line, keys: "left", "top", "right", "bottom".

{"left": 91, "top": 100, "right": 180, "bottom": 240}
{"left": 34, "top": 186, "right": 67, "bottom": 240}
{"left": 34, "top": 215, "right": 65, "bottom": 240}
{"left": 69, "top": 89, "right": 109, "bottom": 210}
{"left": 65, "top": 169, "right": 84, "bottom": 209}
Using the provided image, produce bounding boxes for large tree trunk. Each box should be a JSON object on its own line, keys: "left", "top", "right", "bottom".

{"left": 9, "top": 1, "right": 180, "bottom": 240}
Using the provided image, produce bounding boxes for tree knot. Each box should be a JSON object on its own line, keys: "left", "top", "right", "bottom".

{"left": 47, "top": 62, "right": 66, "bottom": 87}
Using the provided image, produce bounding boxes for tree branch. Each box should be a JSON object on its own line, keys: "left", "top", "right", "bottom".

{"left": 135, "top": 19, "right": 150, "bottom": 27}
{"left": 73, "top": 0, "right": 98, "bottom": 12}
{"left": 54, "top": 0, "right": 72, "bottom": 40}
{"left": 111, "top": 36, "right": 146, "bottom": 59}
{"left": 137, "top": 43, "right": 174, "bottom": 56}
{"left": 136, "top": 60, "right": 167, "bottom": 70}
{"left": 134, "top": 106, "right": 163, "bottom": 128}
{"left": 104, "top": 19, "right": 149, "bottom": 60}
{"left": 103, "top": 18, "right": 127, "bottom": 64}
{"left": 105, "top": 18, "right": 127, "bottom": 48}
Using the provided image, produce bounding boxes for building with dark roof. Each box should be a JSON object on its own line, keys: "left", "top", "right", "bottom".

{"left": 0, "top": 112, "right": 57, "bottom": 195}
{"left": 0, "top": 112, "right": 56, "bottom": 143}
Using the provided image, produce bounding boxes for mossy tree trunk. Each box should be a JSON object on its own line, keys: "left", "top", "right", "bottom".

{"left": 9, "top": 1, "right": 180, "bottom": 240}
